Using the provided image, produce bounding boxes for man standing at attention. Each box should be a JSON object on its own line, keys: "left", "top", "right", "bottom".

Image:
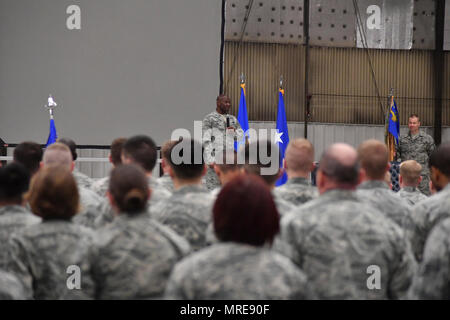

{"left": 202, "top": 95, "right": 244, "bottom": 190}
{"left": 396, "top": 114, "right": 435, "bottom": 196}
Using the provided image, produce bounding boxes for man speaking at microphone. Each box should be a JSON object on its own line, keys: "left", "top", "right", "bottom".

{"left": 202, "top": 95, "right": 244, "bottom": 190}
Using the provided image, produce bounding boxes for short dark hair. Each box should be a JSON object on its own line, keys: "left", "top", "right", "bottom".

{"left": 213, "top": 174, "right": 280, "bottom": 246}
{"left": 58, "top": 138, "right": 77, "bottom": 161}
{"left": 27, "top": 166, "right": 79, "bottom": 220}
{"left": 357, "top": 140, "right": 388, "bottom": 180}
{"left": 409, "top": 114, "right": 420, "bottom": 121}
{"left": 429, "top": 143, "right": 450, "bottom": 177}
{"left": 109, "top": 164, "right": 149, "bottom": 214}
{"left": 13, "top": 141, "right": 43, "bottom": 175}
{"left": 122, "top": 135, "right": 157, "bottom": 172}
{"left": 320, "top": 149, "right": 360, "bottom": 186}
{"left": 110, "top": 138, "right": 127, "bottom": 166}
{"left": 161, "top": 140, "right": 178, "bottom": 161}
{"left": 168, "top": 139, "right": 205, "bottom": 180}
{"left": 241, "top": 140, "right": 280, "bottom": 185}
{"left": 0, "top": 163, "right": 30, "bottom": 204}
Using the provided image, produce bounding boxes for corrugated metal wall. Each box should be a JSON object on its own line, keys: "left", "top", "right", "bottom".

{"left": 225, "top": 41, "right": 450, "bottom": 126}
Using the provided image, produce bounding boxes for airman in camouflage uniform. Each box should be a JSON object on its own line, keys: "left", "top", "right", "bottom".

{"left": 156, "top": 174, "right": 174, "bottom": 193}
{"left": 408, "top": 217, "right": 450, "bottom": 299}
{"left": 0, "top": 205, "right": 41, "bottom": 268}
{"left": 72, "top": 168, "right": 94, "bottom": 190}
{"left": 91, "top": 176, "right": 110, "bottom": 197}
{"left": 6, "top": 221, "right": 96, "bottom": 299}
{"left": 275, "top": 144, "right": 416, "bottom": 299}
{"left": 356, "top": 140, "right": 414, "bottom": 233}
{"left": 395, "top": 115, "right": 435, "bottom": 196}
{"left": 152, "top": 185, "right": 214, "bottom": 251}
{"left": 90, "top": 213, "right": 190, "bottom": 299}
{"left": 398, "top": 186, "right": 427, "bottom": 206}
{"left": 73, "top": 186, "right": 108, "bottom": 229}
{"left": 203, "top": 95, "right": 244, "bottom": 190}
{"left": 274, "top": 139, "right": 318, "bottom": 206}
{"left": 165, "top": 242, "right": 314, "bottom": 300}
{"left": 0, "top": 269, "right": 30, "bottom": 300}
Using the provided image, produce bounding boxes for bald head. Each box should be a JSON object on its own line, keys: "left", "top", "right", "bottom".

{"left": 319, "top": 143, "right": 360, "bottom": 187}
{"left": 285, "top": 139, "right": 314, "bottom": 176}
{"left": 400, "top": 160, "right": 422, "bottom": 186}
{"left": 42, "top": 143, "right": 73, "bottom": 171}
{"left": 357, "top": 140, "right": 389, "bottom": 180}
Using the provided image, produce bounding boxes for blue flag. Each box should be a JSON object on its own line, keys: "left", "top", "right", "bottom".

{"left": 275, "top": 89, "right": 289, "bottom": 186}
{"left": 388, "top": 98, "right": 400, "bottom": 144}
{"left": 46, "top": 118, "right": 58, "bottom": 147}
{"left": 235, "top": 83, "right": 249, "bottom": 151}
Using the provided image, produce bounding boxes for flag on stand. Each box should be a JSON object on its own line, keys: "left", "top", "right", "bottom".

{"left": 235, "top": 82, "right": 249, "bottom": 151}
{"left": 275, "top": 88, "right": 289, "bottom": 186}
{"left": 46, "top": 118, "right": 58, "bottom": 147}
{"left": 387, "top": 96, "right": 399, "bottom": 162}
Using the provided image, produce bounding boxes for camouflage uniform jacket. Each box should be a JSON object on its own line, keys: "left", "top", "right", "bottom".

{"left": 73, "top": 168, "right": 94, "bottom": 190}
{"left": 202, "top": 111, "right": 244, "bottom": 165}
{"left": 0, "top": 269, "right": 29, "bottom": 300}
{"left": 408, "top": 184, "right": 450, "bottom": 262}
{"left": 5, "top": 220, "right": 96, "bottom": 299}
{"left": 274, "top": 189, "right": 416, "bottom": 299}
{"left": 72, "top": 186, "right": 108, "bottom": 229}
{"left": 157, "top": 174, "right": 174, "bottom": 193}
{"left": 274, "top": 177, "right": 319, "bottom": 207}
{"left": 395, "top": 131, "right": 435, "bottom": 175}
{"left": 398, "top": 186, "right": 428, "bottom": 206}
{"left": 408, "top": 217, "right": 450, "bottom": 299}
{"left": 152, "top": 185, "right": 214, "bottom": 251}
{"left": 356, "top": 181, "right": 414, "bottom": 234}
{"left": 91, "top": 213, "right": 190, "bottom": 299}
{"left": 0, "top": 205, "right": 41, "bottom": 268}
{"left": 165, "top": 242, "right": 315, "bottom": 300}
{"left": 91, "top": 176, "right": 109, "bottom": 197}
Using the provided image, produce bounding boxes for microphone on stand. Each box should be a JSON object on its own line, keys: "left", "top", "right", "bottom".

{"left": 226, "top": 116, "right": 230, "bottom": 128}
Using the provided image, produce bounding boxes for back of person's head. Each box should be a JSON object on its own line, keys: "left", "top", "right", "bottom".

{"left": 429, "top": 143, "right": 450, "bottom": 178}
{"left": 214, "top": 150, "right": 242, "bottom": 173}
{"left": 168, "top": 138, "right": 205, "bottom": 180}
{"left": 213, "top": 174, "right": 280, "bottom": 246}
{"left": 0, "top": 163, "right": 30, "bottom": 205}
{"left": 58, "top": 138, "right": 78, "bottom": 161}
{"left": 161, "top": 140, "right": 178, "bottom": 161}
{"left": 400, "top": 160, "right": 422, "bottom": 186}
{"left": 110, "top": 137, "right": 127, "bottom": 167}
{"left": 42, "top": 143, "right": 73, "bottom": 170}
{"left": 13, "top": 141, "right": 43, "bottom": 175}
{"left": 241, "top": 140, "right": 280, "bottom": 186}
{"left": 108, "top": 164, "right": 149, "bottom": 214}
{"left": 122, "top": 135, "right": 157, "bottom": 172}
{"left": 27, "top": 166, "right": 79, "bottom": 220}
{"left": 357, "top": 139, "right": 389, "bottom": 180}
{"left": 285, "top": 138, "right": 314, "bottom": 173}
{"left": 319, "top": 143, "right": 360, "bottom": 187}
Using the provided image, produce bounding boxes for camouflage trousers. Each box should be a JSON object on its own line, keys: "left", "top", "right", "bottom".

{"left": 205, "top": 167, "right": 221, "bottom": 191}
{"left": 419, "top": 174, "right": 431, "bottom": 196}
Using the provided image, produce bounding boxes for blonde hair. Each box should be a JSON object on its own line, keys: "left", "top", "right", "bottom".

{"left": 285, "top": 139, "right": 314, "bottom": 173}
{"left": 42, "top": 143, "right": 72, "bottom": 170}
{"left": 357, "top": 140, "right": 389, "bottom": 180}
{"left": 400, "top": 160, "right": 422, "bottom": 186}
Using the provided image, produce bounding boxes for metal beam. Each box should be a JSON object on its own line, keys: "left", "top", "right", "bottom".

{"left": 433, "top": 0, "right": 445, "bottom": 145}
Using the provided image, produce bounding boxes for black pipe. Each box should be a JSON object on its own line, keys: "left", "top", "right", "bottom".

{"left": 433, "top": 0, "right": 445, "bottom": 145}
{"left": 219, "top": 0, "right": 226, "bottom": 95}
{"left": 303, "top": 0, "right": 310, "bottom": 139}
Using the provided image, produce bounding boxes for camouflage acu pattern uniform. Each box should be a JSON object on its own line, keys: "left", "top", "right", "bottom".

{"left": 274, "top": 189, "right": 416, "bottom": 299}
{"left": 202, "top": 111, "right": 244, "bottom": 190}
{"left": 73, "top": 186, "right": 108, "bottom": 229}
{"left": 408, "top": 184, "right": 450, "bottom": 262}
{"left": 90, "top": 212, "right": 190, "bottom": 299}
{"left": 157, "top": 173, "right": 174, "bottom": 193}
{"left": 73, "top": 168, "right": 94, "bottom": 190}
{"left": 356, "top": 181, "right": 415, "bottom": 234}
{"left": 408, "top": 217, "right": 450, "bottom": 299}
{"left": 5, "top": 221, "right": 95, "bottom": 299}
{"left": 0, "top": 270, "right": 29, "bottom": 300}
{"left": 274, "top": 177, "right": 319, "bottom": 206}
{"left": 152, "top": 185, "right": 214, "bottom": 251}
{"left": 0, "top": 205, "right": 41, "bottom": 268}
{"left": 92, "top": 177, "right": 171, "bottom": 229}
{"left": 398, "top": 186, "right": 428, "bottom": 206}
{"left": 396, "top": 131, "right": 435, "bottom": 196}
{"left": 91, "top": 176, "right": 109, "bottom": 197}
{"left": 272, "top": 192, "right": 295, "bottom": 217}
{"left": 165, "top": 242, "right": 315, "bottom": 300}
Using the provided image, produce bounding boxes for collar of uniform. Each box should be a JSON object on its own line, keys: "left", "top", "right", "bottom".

{"left": 358, "top": 180, "right": 389, "bottom": 190}
{"left": 173, "top": 184, "right": 207, "bottom": 195}
{"left": 407, "top": 130, "right": 424, "bottom": 139}
{"left": 286, "top": 177, "right": 310, "bottom": 186}
{"left": 401, "top": 186, "right": 418, "bottom": 193}
{"left": 0, "top": 205, "right": 29, "bottom": 216}
{"left": 320, "top": 188, "right": 358, "bottom": 201}
{"left": 443, "top": 183, "right": 450, "bottom": 193}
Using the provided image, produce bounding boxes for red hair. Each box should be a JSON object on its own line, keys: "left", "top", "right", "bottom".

{"left": 213, "top": 174, "right": 280, "bottom": 246}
